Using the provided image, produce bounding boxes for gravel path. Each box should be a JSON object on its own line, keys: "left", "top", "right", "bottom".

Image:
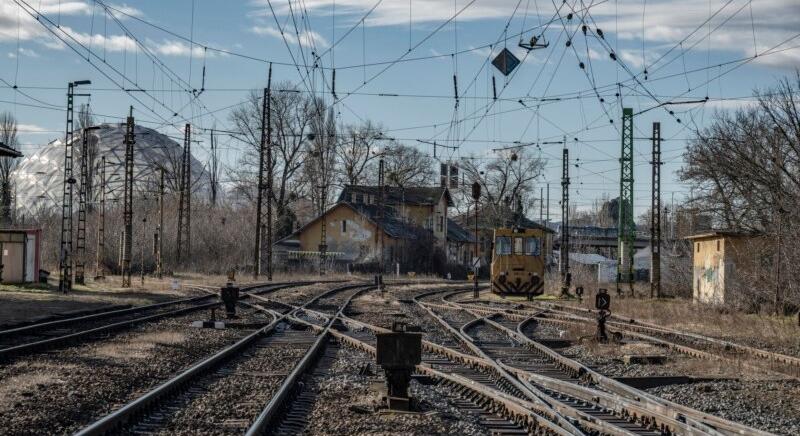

{"left": 0, "top": 307, "right": 271, "bottom": 434}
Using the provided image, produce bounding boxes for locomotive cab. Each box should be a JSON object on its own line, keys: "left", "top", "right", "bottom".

{"left": 490, "top": 227, "right": 546, "bottom": 296}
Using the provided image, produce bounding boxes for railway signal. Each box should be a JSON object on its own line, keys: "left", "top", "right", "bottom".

{"left": 595, "top": 288, "right": 611, "bottom": 342}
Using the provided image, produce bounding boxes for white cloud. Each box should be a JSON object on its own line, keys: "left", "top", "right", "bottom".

{"left": 17, "top": 123, "right": 50, "bottom": 134}
{"left": 591, "top": 0, "right": 800, "bottom": 69}
{"left": 107, "top": 3, "right": 144, "bottom": 19}
{"left": 150, "top": 39, "right": 207, "bottom": 57}
{"left": 248, "top": 0, "right": 522, "bottom": 27}
{"left": 250, "top": 25, "right": 330, "bottom": 48}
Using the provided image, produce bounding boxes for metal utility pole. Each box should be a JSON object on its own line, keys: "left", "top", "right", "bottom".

{"left": 650, "top": 122, "right": 662, "bottom": 298}
{"left": 121, "top": 107, "right": 135, "bottom": 288}
{"left": 75, "top": 128, "right": 89, "bottom": 285}
{"left": 266, "top": 70, "right": 274, "bottom": 282}
{"left": 560, "top": 143, "right": 570, "bottom": 296}
{"left": 539, "top": 187, "right": 544, "bottom": 223}
{"left": 59, "top": 80, "right": 90, "bottom": 293}
{"left": 618, "top": 108, "right": 635, "bottom": 296}
{"left": 318, "top": 155, "right": 328, "bottom": 277}
{"left": 377, "top": 156, "right": 385, "bottom": 289}
{"left": 176, "top": 124, "right": 191, "bottom": 263}
{"left": 94, "top": 156, "right": 106, "bottom": 280}
{"left": 471, "top": 182, "right": 481, "bottom": 299}
{"left": 254, "top": 65, "right": 272, "bottom": 279}
{"left": 140, "top": 215, "right": 147, "bottom": 286}
{"left": 156, "top": 168, "right": 164, "bottom": 279}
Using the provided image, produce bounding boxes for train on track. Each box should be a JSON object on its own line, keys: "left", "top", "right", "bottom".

{"left": 490, "top": 227, "right": 546, "bottom": 296}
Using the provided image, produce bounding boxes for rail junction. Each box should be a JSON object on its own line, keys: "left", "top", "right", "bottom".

{"left": 0, "top": 280, "right": 796, "bottom": 435}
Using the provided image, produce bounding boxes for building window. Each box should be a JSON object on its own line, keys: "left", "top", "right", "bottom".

{"left": 716, "top": 240, "right": 720, "bottom": 251}
{"left": 342, "top": 220, "right": 347, "bottom": 233}
{"left": 437, "top": 216, "right": 444, "bottom": 232}
{"left": 696, "top": 243, "right": 700, "bottom": 253}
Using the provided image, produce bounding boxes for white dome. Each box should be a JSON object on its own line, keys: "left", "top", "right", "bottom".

{"left": 13, "top": 123, "right": 208, "bottom": 217}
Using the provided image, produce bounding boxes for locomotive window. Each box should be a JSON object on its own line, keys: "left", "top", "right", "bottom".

{"left": 495, "top": 236, "right": 512, "bottom": 255}
{"left": 513, "top": 237, "right": 524, "bottom": 254}
{"left": 524, "top": 237, "right": 541, "bottom": 256}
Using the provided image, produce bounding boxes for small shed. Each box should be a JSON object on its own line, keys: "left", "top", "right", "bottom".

{"left": 0, "top": 229, "right": 41, "bottom": 283}
{"left": 685, "top": 231, "right": 760, "bottom": 305}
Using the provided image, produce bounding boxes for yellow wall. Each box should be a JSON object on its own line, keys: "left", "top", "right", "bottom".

{"left": 691, "top": 235, "right": 758, "bottom": 304}
{"left": 297, "top": 204, "right": 403, "bottom": 263}
{"left": 299, "top": 204, "right": 377, "bottom": 261}
{"left": 692, "top": 237, "right": 726, "bottom": 304}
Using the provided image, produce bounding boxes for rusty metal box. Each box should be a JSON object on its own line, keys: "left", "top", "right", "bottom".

{"left": 376, "top": 332, "right": 422, "bottom": 369}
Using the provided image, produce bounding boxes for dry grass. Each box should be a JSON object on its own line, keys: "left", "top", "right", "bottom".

{"left": 562, "top": 292, "right": 800, "bottom": 356}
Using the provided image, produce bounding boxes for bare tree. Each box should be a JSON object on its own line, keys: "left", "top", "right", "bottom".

{"left": 680, "top": 72, "right": 800, "bottom": 311}
{"left": 0, "top": 112, "right": 19, "bottom": 225}
{"left": 228, "top": 83, "right": 311, "bottom": 237}
{"left": 382, "top": 142, "right": 435, "bottom": 187}
{"left": 336, "top": 121, "right": 382, "bottom": 187}
{"left": 459, "top": 148, "right": 545, "bottom": 224}
{"left": 303, "top": 99, "right": 337, "bottom": 215}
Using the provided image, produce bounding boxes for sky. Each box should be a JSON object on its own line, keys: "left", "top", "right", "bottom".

{"left": 1, "top": 0, "right": 799, "bottom": 219}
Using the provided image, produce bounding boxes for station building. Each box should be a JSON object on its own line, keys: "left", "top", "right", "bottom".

{"left": 277, "top": 185, "right": 474, "bottom": 270}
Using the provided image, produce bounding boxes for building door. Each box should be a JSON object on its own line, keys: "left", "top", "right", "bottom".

{"left": 2, "top": 242, "right": 24, "bottom": 283}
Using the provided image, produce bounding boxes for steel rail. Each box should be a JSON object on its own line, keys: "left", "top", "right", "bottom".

{"left": 75, "top": 282, "right": 369, "bottom": 436}
{"left": 0, "top": 282, "right": 310, "bottom": 361}
{"left": 447, "top": 299, "right": 776, "bottom": 436}
{"left": 536, "top": 303, "right": 800, "bottom": 372}
{"left": 426, "top": 295, "right": 667, "bottom": 435}
{"left": 264, "top": 294, "right": 578, "bottom": 436}
{"left": 420, "top": 293, "right": 738, "bottom": 435}
{"left": 244, "top": 283, "right": 376, "bottom": 436}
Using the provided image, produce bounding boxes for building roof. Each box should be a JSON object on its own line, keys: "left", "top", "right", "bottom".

{"left": 684, "top": 230, "right": 761, "bottom": 240}
{"left": 446, "top": 218, "right": 475, "bottom": 243}
{"left": 454, "top": 211, "right": 555, "bottom": 234}
{"left": 0, "top": 143, "right": 22, "bottom": 158}
{"left": 338, "top": 185, "right": 453, "bottom": 207}
{"left": 279, "top": 200, "right": 423, "bottom": 244}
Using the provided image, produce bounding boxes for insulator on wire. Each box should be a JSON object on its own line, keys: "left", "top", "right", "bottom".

{"left": 609, "top": 52, "right": 617, "bottom": 61}
{"left": 492, "top": 76, "right": 497, "bottom": 100}
{"left": 596, "top": 28, "right": 604, "bottom": 38}
{"left": 579, "top": 62, "right": 585, "bottom": 69}
{"left": 581, "top": 25, "right": 587, "bottom": 35}
{"left": 600, "top": 98, "right": 605, "bottom": 103}
{"left": 566, "top": 13, "right": 573, "bottom": 20}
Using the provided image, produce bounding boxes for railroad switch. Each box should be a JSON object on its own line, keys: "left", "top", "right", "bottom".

{"left": 375, "top": 322, "right": 422, "bottom": 411}
{"left": 220, "top": 282, "right": 240, "bottom": 319}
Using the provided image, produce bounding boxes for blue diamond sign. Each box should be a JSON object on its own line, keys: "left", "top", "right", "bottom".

{"left": 492, "top": 48, "right": 520, "bottom": 76}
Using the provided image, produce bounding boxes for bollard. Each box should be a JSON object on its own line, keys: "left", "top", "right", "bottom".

{"left": 220, "top": 282, "right": 240, "bottom": 319}
{"left": 375, "top": 322, "right": 422, "bottom": 411}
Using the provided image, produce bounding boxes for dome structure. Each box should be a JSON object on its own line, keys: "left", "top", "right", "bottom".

{"left": 13, "top": 123, "right": 208, "bottom": 217}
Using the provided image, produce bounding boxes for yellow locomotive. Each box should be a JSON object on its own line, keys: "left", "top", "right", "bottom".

{"left": 490, "top": 227, "right": 546, "bottom": 296}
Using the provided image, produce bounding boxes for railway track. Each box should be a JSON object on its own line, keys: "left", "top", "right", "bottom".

{"left": 268, "top": 287, "right": 570, "bottom": 436}
{"left": 75, "top": 282, "right": 372, "bottom": 435}
{"left": 417, "top": 288, "right": 775, "bottom": 436}
{"left": 0, "top": 282, "right": 312, "bottom": 361}
{"left": 449, "top": 295, "right": 800, "bottom": 379}
{"left": 532, "top": 302, "right": 800, "bottom": 377}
